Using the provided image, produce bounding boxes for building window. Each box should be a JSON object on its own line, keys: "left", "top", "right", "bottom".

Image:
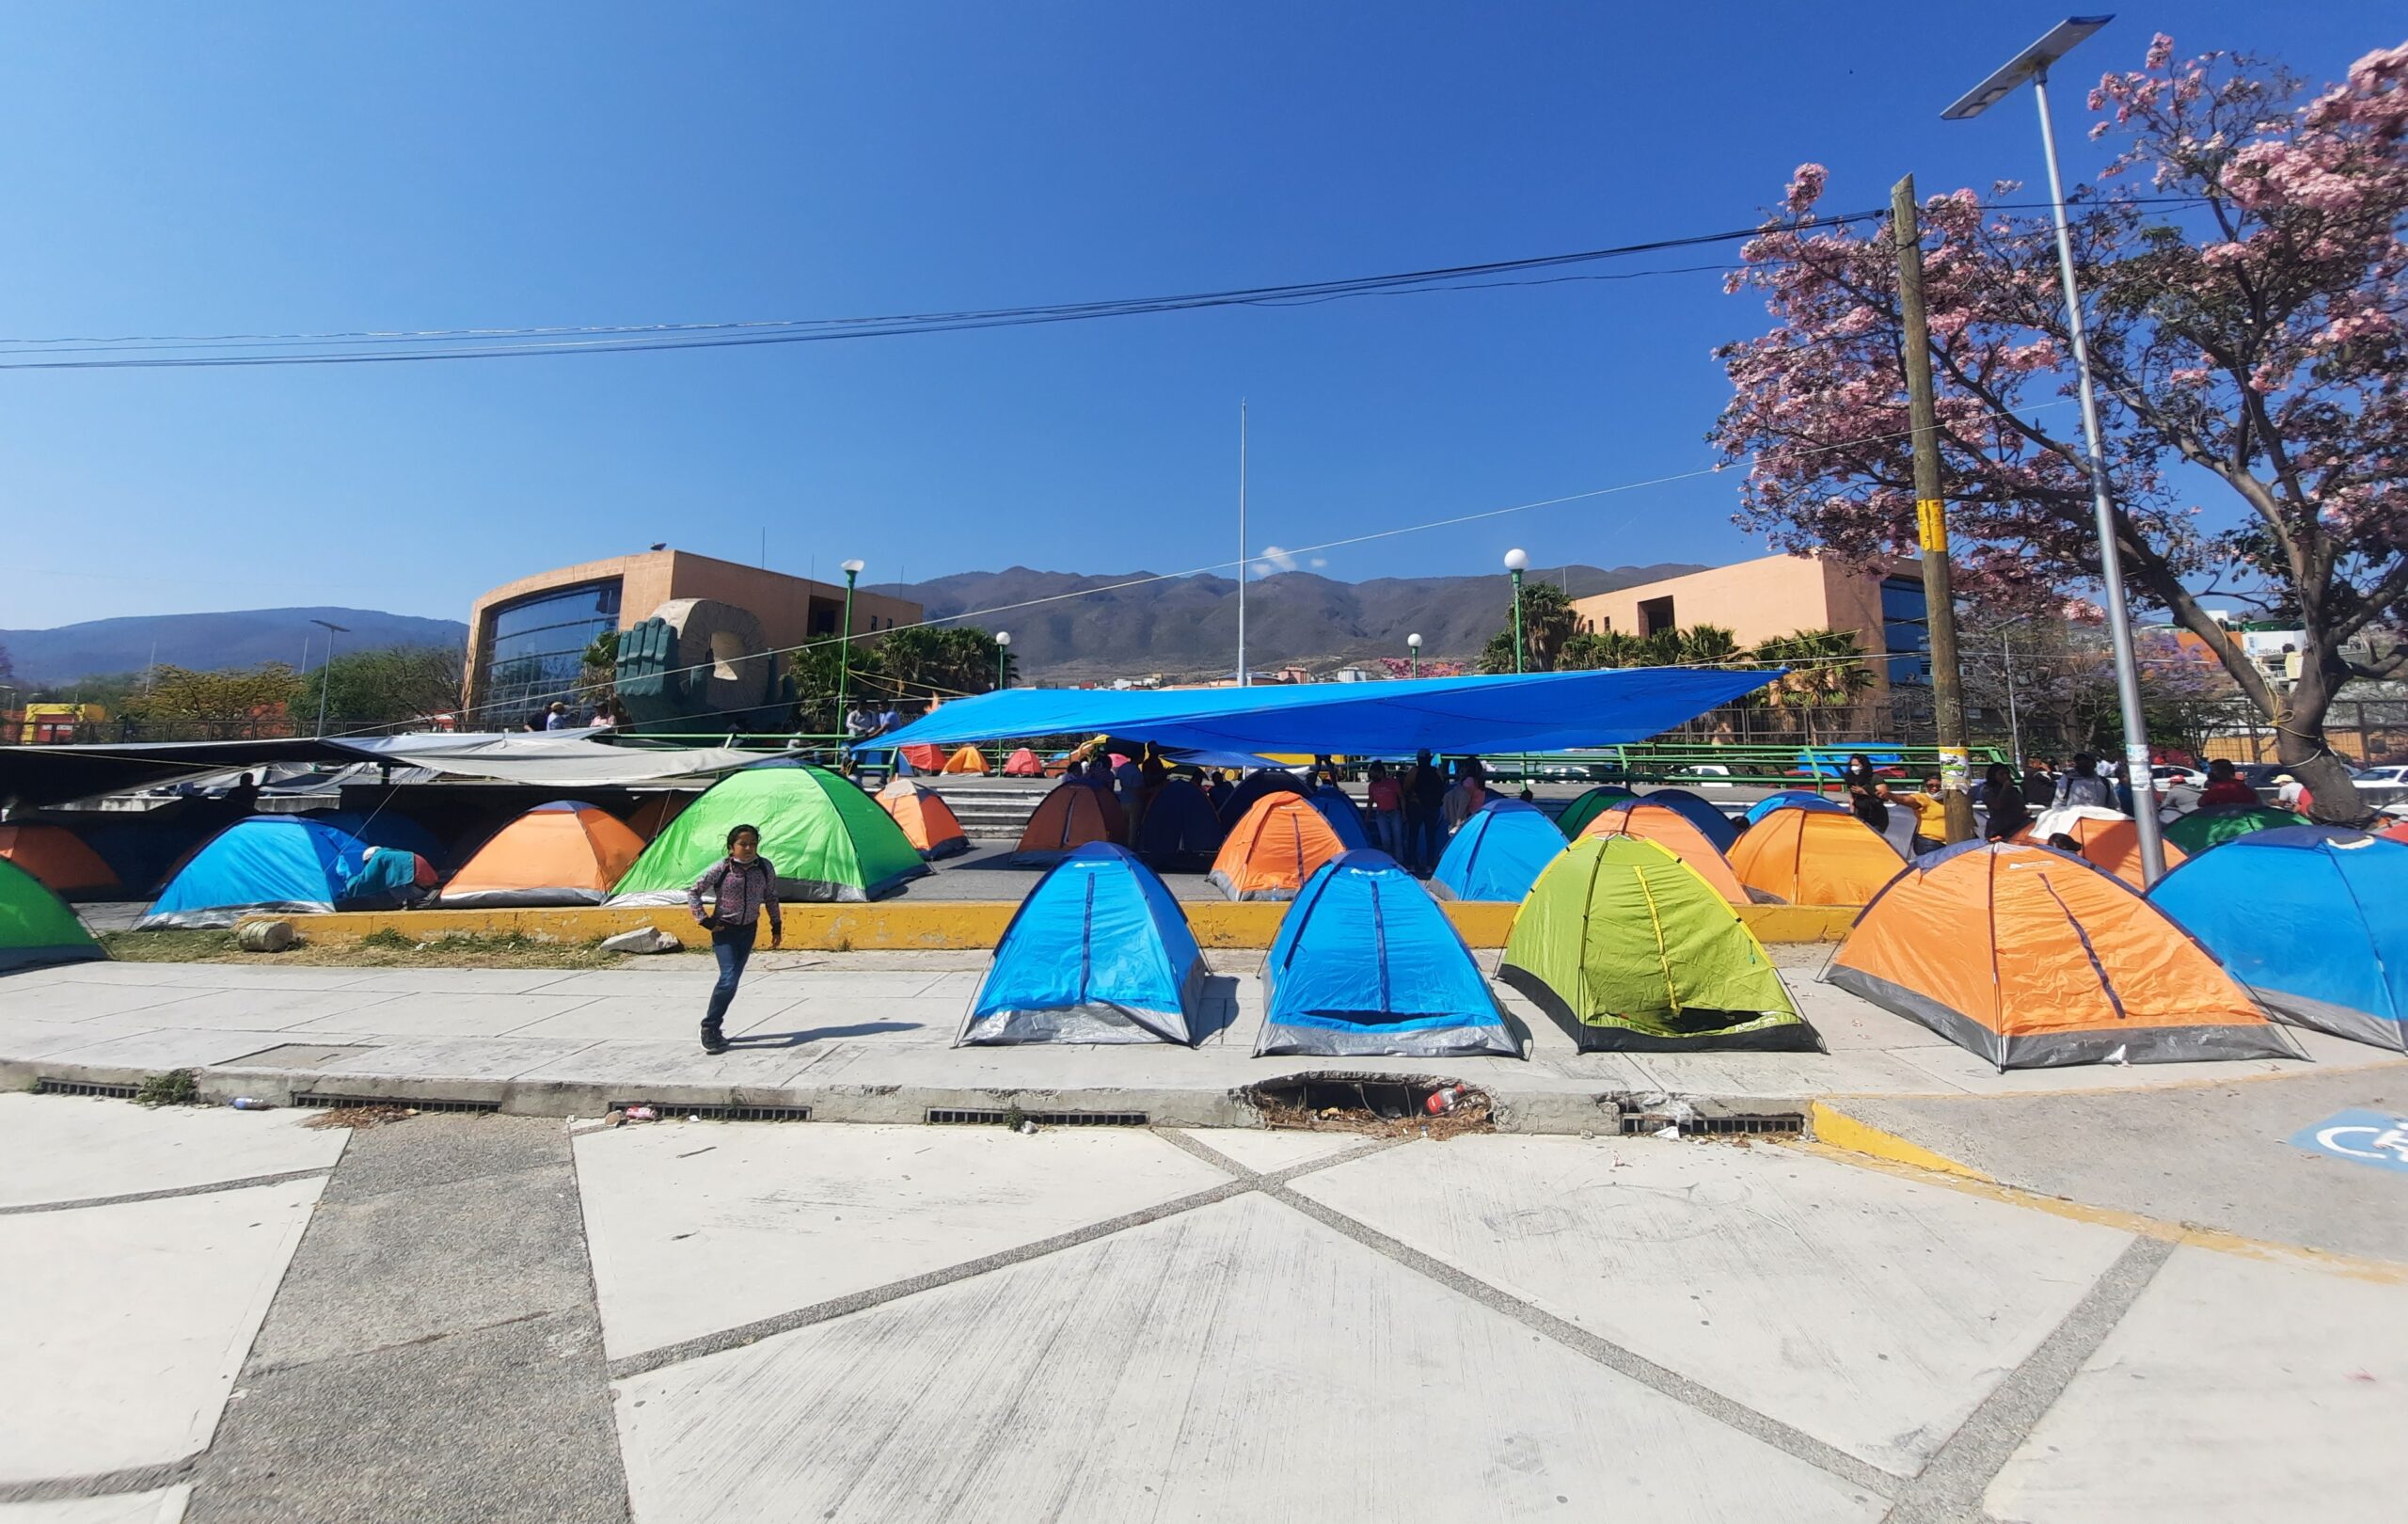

{"left": 478, "top": 579, "right": 622, "bottom": 722}
{"left": 1639, "top": 596, "right": 1676, "bottom": 636}
{"left": 1880, "top": 577, "right": 1930, "bottom": 686}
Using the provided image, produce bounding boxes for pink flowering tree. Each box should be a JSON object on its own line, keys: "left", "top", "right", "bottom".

{"left": 1712, "top": 36, "right": 2408, "bottom": 820}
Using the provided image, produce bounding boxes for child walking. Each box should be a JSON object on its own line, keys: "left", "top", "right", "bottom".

{"left": 688, "top": 824, "right": 782, "bottom": 1054}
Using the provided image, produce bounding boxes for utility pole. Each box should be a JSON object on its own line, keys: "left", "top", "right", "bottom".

{"left": 1892, "top": 175, "right": 1977, "bottom": 844}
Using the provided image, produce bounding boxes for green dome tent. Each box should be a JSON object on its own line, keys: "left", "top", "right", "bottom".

{"left": 2162, "top": 803, "right": 2310, "bottom": 856}
{"left": 1554, "top": 785, "right": 1640, "bottom": 841}
{"left": 0, "top": 856, "right": 106, "bottom": 973}
{"left": 1500, "top": 834, "right": 1817, "bottom": 1052}
{"left": 608, "top": 763, "right": 929, "bottom": 905}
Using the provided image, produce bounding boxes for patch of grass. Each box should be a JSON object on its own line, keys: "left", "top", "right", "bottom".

{"left": 135, "top": 1069, "right": 198, "bottom": 1107}
{"left": 99, "top": 927, "right": 648, "bottom": 970}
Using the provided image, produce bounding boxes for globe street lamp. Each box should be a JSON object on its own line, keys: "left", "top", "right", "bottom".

{"left": 838, "top": 559, "right": 864, "bottom": 758}
{"left": 994, "top": 630, "right": 1012, "bottom": 691}
{"left": 1943, "top": 15, "right": 2167, "bottom": 883}
{"left": 1503, "top": 548, "right": 1530, "bottom": 674}
{"left": 1406, "top": 631, "right": 1422, "bottom": 678}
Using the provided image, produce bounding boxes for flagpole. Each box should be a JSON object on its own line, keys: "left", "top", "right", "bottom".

{"left": 1237, "top": 400, "right": 1248, "bottom": 688}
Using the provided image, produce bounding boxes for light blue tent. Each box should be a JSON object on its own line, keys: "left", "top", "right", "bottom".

{"left": 138, "top": 816, "right": 370, "bottom": 929}
{"left": 1743, "top": 790, "right": 1848, "bottom": 826}
{"left": 958, "top": 843, "right": 1205, "bottom": 1045}
{"left": 1257, "top": 849, "right": 1520, "bottom": 1058}
{"left": 1635, "top": 787, "right": 1739, "bottom": 851}
{"left": 319, "top": 810, "right": 450, "bottom": 869}
{"left": 1431, "top": 799, "right": 1565, "bottom": 902}
{"left": 1307, "top": 785, "right": 1370, "bottom": 850}
{"left": 2149, "top": 826, "right": 2408, "bottom": 1053}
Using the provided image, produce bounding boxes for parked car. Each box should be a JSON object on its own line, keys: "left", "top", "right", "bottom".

{"left": 1668, "top": 765, "right": 1736, "bottom": 789}
{"left": 2149, "top": 764, "right": 2208, "bottom": 790}
{"left": 2352, "top": 764, "right": 2408, "bottom": 787}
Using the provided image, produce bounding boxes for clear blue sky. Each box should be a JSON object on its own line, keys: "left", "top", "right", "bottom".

{"left": 0, "top": 2, "right": 2390, "bottom": 629}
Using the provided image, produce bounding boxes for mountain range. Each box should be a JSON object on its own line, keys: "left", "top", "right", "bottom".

{"left": 2, "top": 562, "right": 1703, "bottom": 684}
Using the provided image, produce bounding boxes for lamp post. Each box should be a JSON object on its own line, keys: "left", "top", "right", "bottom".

{"left": 1943, "top": 13, "right": 2166, "bottom": 881}
{"left": 1406, "top": 631, "right": 1422, "bottom": 678}
{"left": 309, "top": 618, "right": 349, "bottom": 738}
{"left": 994, "top": 630, "right": 1011, "bottom": 691}
{"left": 837, "top": 559, "right": 863, "bottom": 757}
{"left": 1503, "top": 548, "right": 1529, "bottom": 673}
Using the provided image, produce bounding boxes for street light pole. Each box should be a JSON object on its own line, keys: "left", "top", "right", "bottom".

{"left": 1944, "top": 15, "right": 2168, "bottom": 883}
{"left": 1504, "top": 548, "right": 1529, "bottom": 673}
{"left": 1406, "top": 631, "right": 1422, "bottom": 679}
{"left": 994, "top": 630, "right": 1011, "bottom": 691}
{"left": 837, "top": 559, "right": 863, "bottom": 761}
{"left": 309, "top": 618, "right": 348, "bottom": 738}
{"left": 2003, "top": 628, "right": 2023, "bottom": 768}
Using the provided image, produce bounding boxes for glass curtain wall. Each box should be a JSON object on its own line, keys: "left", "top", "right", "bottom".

{"left": 477, "top": 580, "right": 622, "bottom": 724}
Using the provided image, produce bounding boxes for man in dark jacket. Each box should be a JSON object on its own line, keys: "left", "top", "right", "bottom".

{"left": 1403, "top": 750, "right": 1450, "bottom": 874}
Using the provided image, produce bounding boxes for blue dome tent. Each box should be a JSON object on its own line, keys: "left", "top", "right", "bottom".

{"left": 1306, "top": 784, "right": 1370, "bottom": 850}
{"left": 139, "top": 817, "right": 371, "bottom": 929}
{"left": 1635, "top": 787, "right": 1739, "bottom": 852}
{"left": 319, "top": 810, "right": 451, "bottom": 869}
{"left": 1743, "top": 791, "right": 1848, "bottom": 827}
{"left": 1431, "top": 799, "right": 1565, "bottom": 902}
{"left": 1258, "top": 850, "right": 1520, "bottom": 1058}
{"left": 2148, "top": 826, "right": 2408, "bottom": 1053}
{"left": 1133, "top": 779, "right": 1226, "bottom": 868}
{"left": 958, "top": 844, "right": 1206, "bottom": 1045}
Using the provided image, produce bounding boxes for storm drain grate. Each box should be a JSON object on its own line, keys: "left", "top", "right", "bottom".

{"left": 35, "top": 1078, "right": 140, "bottom": 1100}
{"left": 1620, "top": 1111, "right": 1807, "bottom": 1138}
{"left": 294, "top": 1092, "right": 500, "bottom": 1115}
{"left": 926, "top": 1108, "right": 1150, "bottom": 1128}
{"left": 609, "top": 1102, "right": 813, "bottom": 1122}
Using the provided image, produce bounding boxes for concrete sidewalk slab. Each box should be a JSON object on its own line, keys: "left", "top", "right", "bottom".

{"left": 1987, "top": 1245, "right": 2408, "bottom": 1523}
{"left": 504, "top": 992, "right": 799, "bottom": 1041}
{"left": 19, "top": 1028, "right": 372, "bottom": 1076}
{"left": 285, "top": 992, "right": 602, "bottom": 1039}
{"left": 1173, "top": 1126, "right": 1370, "bottom": 1172}
{"left": 5, "top": 984, "right": 221, "bottom": 1022}
{"left": 1291, "top": 1135, "right": 2135, "bottom": 1477}
{"left": 0, "top": 1487, "right": 191, "bottom": 1523}
{"left": 0, "top": 1180, "right": 321, "bottom": 1484}
{"left": 0, "top": 1092, "right": 346, "bottom": 1209}
{"left": 575, "top": 1121, "right": 1233, "bottom": 1358}
{"left": 96, "top": 989, "right": 401, "bottom": 1031}
{"left": 612, "top": 1192, "right": 1884, "bottom": 1523}
{"left": 0, "top": 1014, "right": 196, "bottom": 1060}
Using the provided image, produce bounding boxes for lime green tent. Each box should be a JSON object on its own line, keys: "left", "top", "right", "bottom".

{"left": 1500, "top": 834, "right": 1817, "bottom": 1051}
{"left": 1554, "top": 786, "right": 1640, "bottom": 841}
{"left": 0, "top": 856, "right": 106, "bottom": 973}
{"left": 609, "top": 763, "right": 929, "bottom": 905}
{"left": 2162, "top": 803, "right": 2309, "bottom": 856}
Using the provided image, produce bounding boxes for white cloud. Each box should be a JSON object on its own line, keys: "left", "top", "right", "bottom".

{"left": 1308, "top": 557, "right": 1327, "bottom": 569}
{"left": 1256, "top": 545, "right": 1300, "bottom": 574}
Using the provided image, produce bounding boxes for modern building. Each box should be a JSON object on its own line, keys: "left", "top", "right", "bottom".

{"left": 1569, "top": 552, "right": 1929, "bottom": 690}
{"left": 465, "top": 549, "right": 921, "bottom": 721}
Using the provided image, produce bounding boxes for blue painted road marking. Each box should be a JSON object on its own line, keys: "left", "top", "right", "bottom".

{"left": 2290, "top": 1109, "right": 2408, "bottom": 1176}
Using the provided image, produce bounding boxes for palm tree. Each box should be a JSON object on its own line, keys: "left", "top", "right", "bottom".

{"left": 1751, "top": 628, "right": 1876, "bottom": 752}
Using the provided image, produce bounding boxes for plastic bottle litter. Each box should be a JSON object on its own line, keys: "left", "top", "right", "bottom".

{"left": 230, "top": 1097, "right": 270, "bottom": 1111}
{"left": 1424, "top": 1087, "right": 1463, "bottom": 1116}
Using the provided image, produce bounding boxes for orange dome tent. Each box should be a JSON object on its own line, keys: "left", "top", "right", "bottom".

{"left": 1826, "top": 840, "right": 2301, "bottom": 1069}
{"left": 1011, "top": 781, "right": 1126, "bottom": 866}
{"left": 1003, "top": 747, "right": 1045, "bottom": 777}
{"left": 1209, "top": 793, "right": 1346, "bottom": 901}
{"left": 941, "top": 745, "right": 990, "bottom": 775}
{"left": 1728, "top": 805, "right": 1904, "bottom": 906}
{"left": 1576, "top": 800, "right": 1751, "bottom": 906}
{"left": 621, "top": 793, "right": 689, "bottom": 842}
{"left": 440, "top": 802, "right": 645, "bottom": 907}
{"left": 0, "top": 824, "right": 119, "bottom": 897}
{"left": 877, "top": 778, "right": 971, "bottom": 860}
{"left": 2015, "top": 806, "right": 2188, "bottom": 886}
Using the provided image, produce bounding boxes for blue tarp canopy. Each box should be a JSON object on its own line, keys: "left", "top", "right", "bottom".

{"left": 881, "top": 667, "right": 1775, "bottom": 757}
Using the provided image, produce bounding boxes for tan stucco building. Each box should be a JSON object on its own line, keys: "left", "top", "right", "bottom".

{"left": 1571, "top": 552, "right": 1928, "bottom": 689}
{"left": 465, "top": 549, "right": 921, "bottom": 720}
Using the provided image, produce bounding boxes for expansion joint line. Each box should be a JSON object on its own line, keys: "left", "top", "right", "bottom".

{"left": 0, "top": 1166, "right": 335, "bottom": 1217}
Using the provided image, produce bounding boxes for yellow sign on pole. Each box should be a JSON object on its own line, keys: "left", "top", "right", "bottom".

{"left": 1916, "top": 498, "right": 1949, "bottom": 553}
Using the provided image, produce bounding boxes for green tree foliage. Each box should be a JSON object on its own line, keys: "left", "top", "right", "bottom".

{"left": 1476, "top": 583, "right": 1587, "bottom": 673}
{"left": 119, "top": 663, "right": 303, "bottom": 738}
{"left": 1750, "top": 628, "right": 1877, "bottom": 747}
{"left": 302, "top": 645, "right": 465, "bottom": 727}
{"left": 789, "top": 625, "right": 1008, "bottom": 733}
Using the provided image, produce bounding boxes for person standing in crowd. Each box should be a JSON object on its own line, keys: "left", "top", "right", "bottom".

{"left": 1843, "top": 754, "right": 1891, "bottom": 835}
{"left": 1898, "top": 773, "right": 1950, "bottom": 855}
{"left": 2105, "top": 758, "right": 2137, "bottom": 816}
{"left": 1404, "top": 749, "right": 1449, "bottom": 874}
{"left": 223, "top": 772, "right": 261, "bottom": 819}
{"left": 2055, "top": 753, "right": 2111, "bottom": 809}
{"left": 2022, "top": 758, "right": 2057, "bottom": 810}
{"left": 1207, "top": 769, "right": 1234, "bottom": 811}
{"left": 2199, "top": 759, "right": 2258, "bottom": 808}
{"left": 1366, "top": 760, "right": 1405, "bottom": 860}
{"left": 1981, "top": 762, "right": 2032, "bottom": 842}
{"left": 544, "top": 701, "right": 572, "bottom": 731}
{"left": 1443, "top": 757, "right": 1489, "bottom": 833}
{"left": 688, "top": 823, "right": 781, "bottom": 1055}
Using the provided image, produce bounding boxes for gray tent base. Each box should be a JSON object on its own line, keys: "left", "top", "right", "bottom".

{"left": 1498, "top": 963, "right": 1824, "bottom": 1054}
{"left": 1823, "top": 963, "right": 2307, "bottom": 1069}
{"left": 958, "top": 1001, "right": 1196, "bottom": 1047}
{"left": 1252, "top": 1012, "right": 1526, "bottom": 1060}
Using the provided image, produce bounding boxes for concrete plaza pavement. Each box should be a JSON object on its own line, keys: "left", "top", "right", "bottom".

{"left": 1, "top": 1087, "right": 2402, "bottom": 1522}
{"left": 6, "top": 947, "right": 2400, "bottom": 1132}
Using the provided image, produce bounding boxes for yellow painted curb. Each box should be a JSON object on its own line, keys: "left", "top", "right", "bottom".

{"left": 251, "top": 898, "right": 1852, "bottom": 951}
{"left": 1808, "top": 1101, "right": 1992, "bottom": 1182}
{"left": 1790, "top": 1139, "right": 2408, "bottom": 1287}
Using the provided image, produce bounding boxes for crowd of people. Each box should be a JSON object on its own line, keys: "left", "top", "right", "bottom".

{"left": 1836, "top": 749, "right": 2286, "bottom": 856}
